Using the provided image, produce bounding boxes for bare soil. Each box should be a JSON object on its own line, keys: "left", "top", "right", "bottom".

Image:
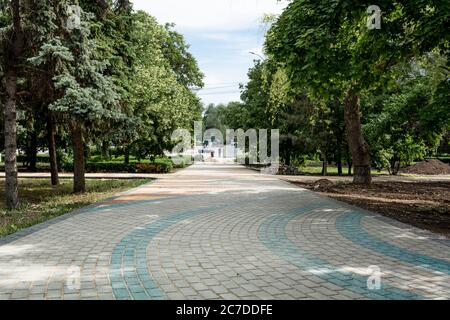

{"left": 402, "top": 159, "right": 450, "bottom": 175}
{"left": 292, "top": 180, "right": 450, "bottom": 237}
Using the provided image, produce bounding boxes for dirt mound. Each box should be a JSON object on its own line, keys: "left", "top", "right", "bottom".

{"left": 312, "top": 179, "right": 334, "bottom": 191}
{"left": 402, "top": 159, "right": 450, "bottom": 175}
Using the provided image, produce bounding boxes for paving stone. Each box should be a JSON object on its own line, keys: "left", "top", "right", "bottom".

{"left": 198, "top": 290, "right": 219, "bottom": 300}
{"left": 11, "top": 290, "right": 30, "bottom": 299}
{"left": 0, "top": 164, "right": 448, "bottom": 301}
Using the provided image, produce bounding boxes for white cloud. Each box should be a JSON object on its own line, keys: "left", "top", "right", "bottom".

{"left": 132, "top": 0, "right": 287, "bottom": 104}
{"left": 132, "top": 0, "right": 286, "bottom": 31}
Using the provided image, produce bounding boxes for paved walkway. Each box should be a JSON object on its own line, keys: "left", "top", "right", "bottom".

{"left": 0, "top": 164, "right": 449, "bottom": 300}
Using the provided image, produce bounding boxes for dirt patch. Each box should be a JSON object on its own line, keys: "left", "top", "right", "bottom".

{"left": 292, "top": 180, "right": 450, "bottom": 237}
{"left": 311, "top": 179, "right": 335, "bottom": 191}
{"left": 402, "top": 159, "right": 450, "bottom": 175}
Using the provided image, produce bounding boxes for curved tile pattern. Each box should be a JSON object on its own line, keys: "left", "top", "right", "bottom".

{"left": 336, "top": 212, "right": 450, "bottom": 275}
{"left": 259, "top": 204, "right": 424, "bottom": 300}
{"left": 109, "top": 205, "right": 222, "bottom": 300}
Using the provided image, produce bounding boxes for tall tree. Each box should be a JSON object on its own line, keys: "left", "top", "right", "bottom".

{"left": 1, "top": 0, "right": 25, "bottom": 209}
{"left": 266, "top": 1, "right": 373, "bottom": 183}
{"left": 125, "top": 11, "right": 203, "bottom": 161}
{"left": 30, "top": 1, "right": 122, "bottom": 193}
{"left": 364, "top": 54, "right": 450, "bottom": 174}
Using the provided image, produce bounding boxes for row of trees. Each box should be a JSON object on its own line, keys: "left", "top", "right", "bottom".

{"left": 1, "top": 0, "right": 203, "bottom": 209}
{"left": 205, "top": 0, "right": 450, "bottom": 183}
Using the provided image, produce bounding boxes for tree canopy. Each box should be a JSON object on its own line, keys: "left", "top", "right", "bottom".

{"left": 0, "top": 1, "right": 203, "bottom": 208}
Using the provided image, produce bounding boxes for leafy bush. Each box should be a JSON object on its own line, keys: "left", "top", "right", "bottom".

{"left": 61, "top": 161, "right": 136, "bottom": 173}
{"left": 136, "top": 162, "right": 172, "bottom": 173}
{"left": 61, "top": 161, "right": 173, "bottom": 173}
{"left": 86, "top": 162, "right": 137, "bottom": 173}
{"left": 171, "top": 156, "right": 192, "bottom": 169}
{"left": 17, "top": 154, "right": 50, "bottom": 163}
{"left": 58, "top": 155, "right": 192, "bottom": 173}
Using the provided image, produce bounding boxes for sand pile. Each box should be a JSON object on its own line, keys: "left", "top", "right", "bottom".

{"left": 402, "top": 159, "right": 450, "bottom": 175}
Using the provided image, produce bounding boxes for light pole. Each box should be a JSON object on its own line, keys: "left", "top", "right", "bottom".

{"left": 249, "top": 51, "right": 265, "bottom": 60}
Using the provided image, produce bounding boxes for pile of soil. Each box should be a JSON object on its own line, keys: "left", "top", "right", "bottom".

{"left": 312, "top": 179, "right": 334, "bottom": 191}
{"left": 402, "top": 159, "right": 450, "bottom": 175}
{"left": 292, "top": 180, "right": 450, "bottom": 237}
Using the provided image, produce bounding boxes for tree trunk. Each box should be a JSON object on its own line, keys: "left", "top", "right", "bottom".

{"left": 346, "top": 145, "right": 352, "bottom": 176}
{"left": 344, "top": 91, "right": 371, "bottom": 184}
{"left": 101, "top": 141, "right": 109, "bottom": 160}
{"left": 28, "top": 130, "right": 38, "bottom": 172}
{"left": 335, "top": 141, "right": 343, "bottom": 176}
{"left": 71, "top": 122, "right": 85, "bottom": 193}
{"left": 322, "top": 153, "right": 328, "bottom": 176}
{"left": 47, "top": 115, "right": 59, "bottom": 186}
{"left": 4, "top": 71, "right": 19, "bottom": 210}
{"left": 285, "top": 149, "right": 291, "bottom": 166}
{"left": 3, "top": 0, "right": 24, "bottom": 210}
{"left": 284, "top": 138, "right": 292, "bottom": 166}
{"left": 124, "top": 147, "right": 130, "bottom": 164}
{"left": 337, "top": 160, "right": 343, "bottom": 176}
{"left": 390, "top": 158, "right": 400, "bottom": 176}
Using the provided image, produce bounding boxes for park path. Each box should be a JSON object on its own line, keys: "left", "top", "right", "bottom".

{"left": 0, "top": 164, "right": 449, "bottom": 300}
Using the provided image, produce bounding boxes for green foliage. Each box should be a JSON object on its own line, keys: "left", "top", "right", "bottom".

{"left": 61, "top": 161, "right": 174, "bottom": 174}
{"left": 25, "top": 1, "right": 122, "bottom": 128}
{"left": 126, "top": 11, "right": 203, "bottom": 160}
{"left": 162, "top": 23, "right": 204, "bottom": 88}
{"left": 240, "top": 60, "right": 272, "bottom": 129}
{"left": 1, "top": 1, "right": 203, "bottom": 180}
{"left": 261, "top": 0, "right": 450, "bottom": 175}
{"left": 136, "top": 162, "right": 172, "bottom": 174}
{"left": 363, "top": 54, "right": 450, "bottom": 173}
{"left": 61, "top": 154, "right": 178, "bottom": 173}
{"left": 17, "top": 154, "right": 50, "bottom": 164}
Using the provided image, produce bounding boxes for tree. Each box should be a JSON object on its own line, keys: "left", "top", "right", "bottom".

{"left": 162, "top": 23, "right": 204, "bottom": 88}
{"left": 125, "top": 11, "right": 203, "bottom": 161}
{"left": 266, "top": 1, "right": 371, "bottom": 183}
{"left": 30, "top": 1, "right": 123, "bottom": 193}
{"left": 203, "top": 104, "right": 227, "bottom": 133}
{"left": 364, "top": 54, "right": 450, "bottom": 174}
{"left": 0, "top": 0, "right": 204, "bottom": 203}
{"left": 1, "top": 0, "right": 26, "bottom": 209}
{"left": 240, "top": 60, "right": 272, "bottom": 130}
{"left": 266, "top": 0, "right": 450, "bottom": 183}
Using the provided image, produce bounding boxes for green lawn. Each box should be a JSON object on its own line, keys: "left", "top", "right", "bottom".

{"left": 0, "top": 178, "right": 151, "bottom": 237}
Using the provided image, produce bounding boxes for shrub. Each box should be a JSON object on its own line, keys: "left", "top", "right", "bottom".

{"left": 171, "top": 156, "right": 192, "bottom": 169}
{"left": 136, "top": 162, "right": 172, "bottom": 173}
{"left": 59, "top": 155, "right": 190, "bottom": 173}
{"left": 86, "top": 162, "right": 137, "bottom": 173}
{"left": 60, "top": 161, "right": 136, "bottom": 173}
{"left": 17, "top": 154, "right": 50, "bottom": 163}
{"left": 61, "top": 161, "right": 173, "bottom": 173}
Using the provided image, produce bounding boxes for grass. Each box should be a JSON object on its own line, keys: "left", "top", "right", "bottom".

{"left": 0, "top": 178, "right": 151, "bottom": 238}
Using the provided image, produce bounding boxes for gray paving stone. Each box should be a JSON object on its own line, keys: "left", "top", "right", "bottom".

{"left": 0, "top": 164, "right": 448, "bottom": 301}
{"left": 198, "top": 290, "right": 219, "bottom": 300}
{"left": 11, "top": 290, "right": 30, "bottom": 299}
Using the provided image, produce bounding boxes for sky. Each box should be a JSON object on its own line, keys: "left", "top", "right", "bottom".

{"left": 132, "top": 0, "right": 287, "bottom": 105}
